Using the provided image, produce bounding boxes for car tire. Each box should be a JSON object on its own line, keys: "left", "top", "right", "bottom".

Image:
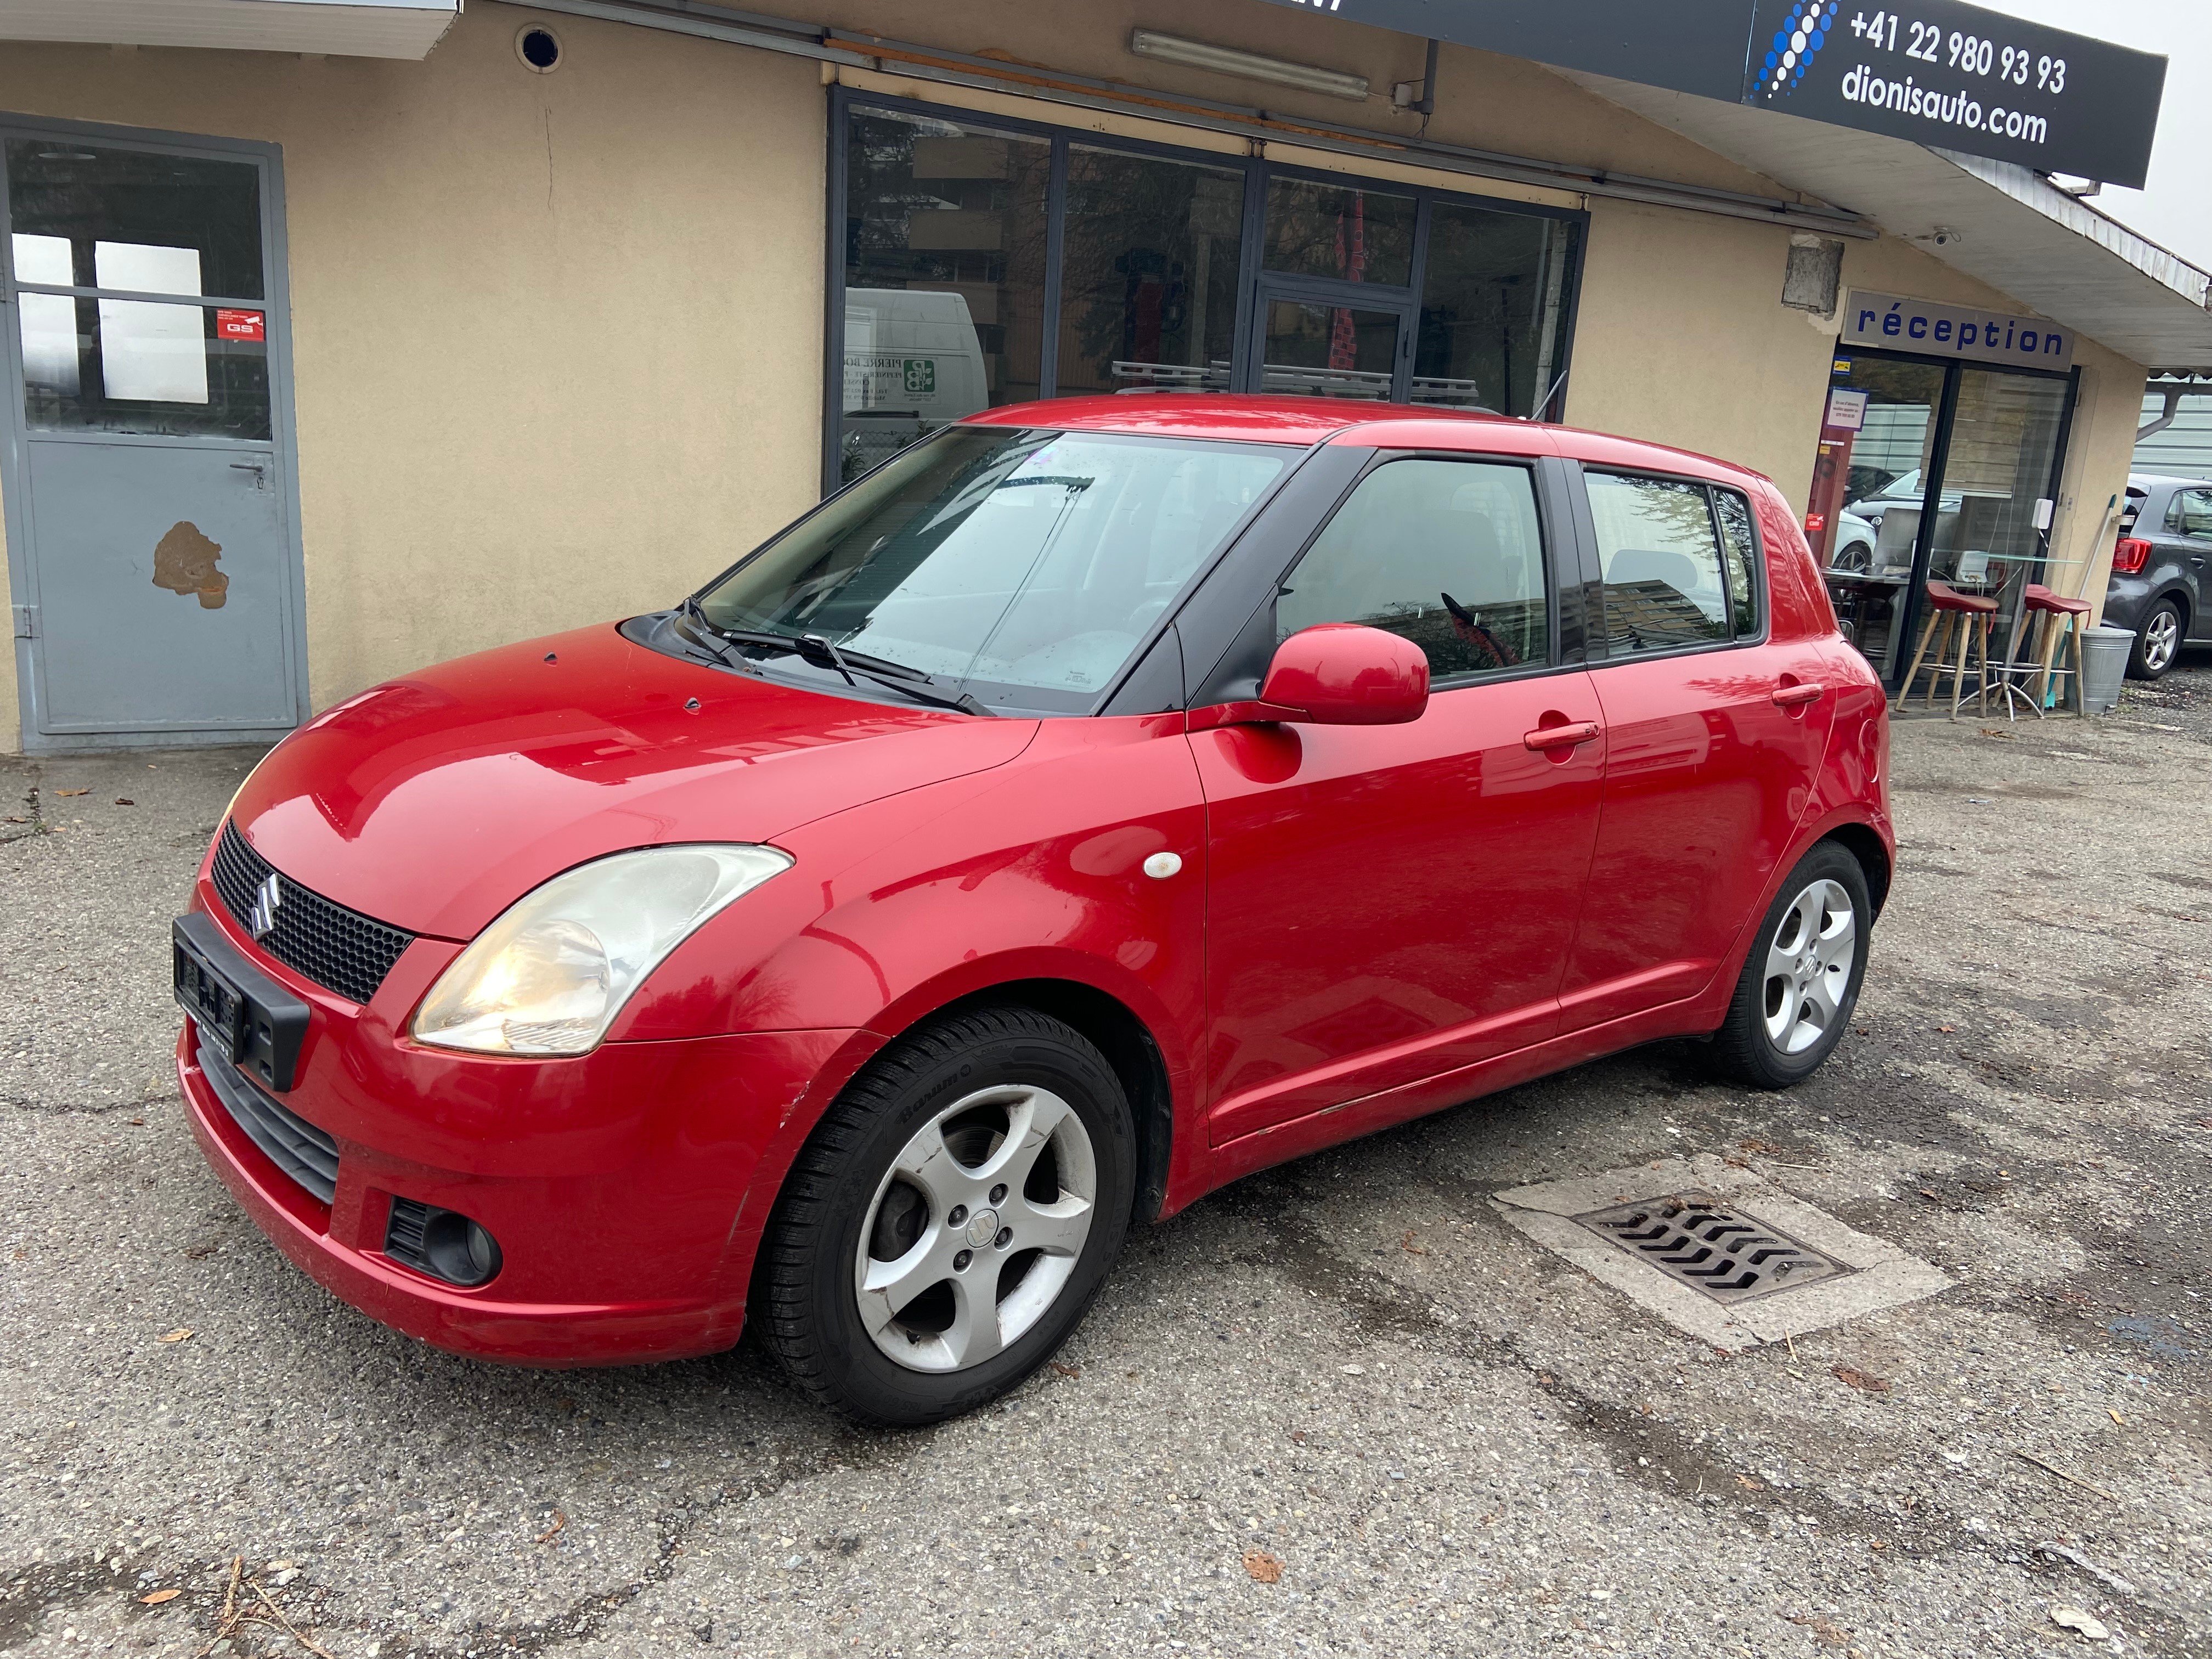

{"left": 755, "top": 1006, "right": 1135, "bottom": 1427}
{"left": 2126, "top": 598, "right": 2184, "bottom": 680}
{"left": 1707, "top": 842, "right": 1872, "bottom": 1091}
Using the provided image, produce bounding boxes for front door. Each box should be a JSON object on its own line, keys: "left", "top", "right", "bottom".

{"left": 1197, "top": 453, "right": 1605, "bottom": 1146}
{"left": 3, "top": 127, "right": 304, "bottom": 748}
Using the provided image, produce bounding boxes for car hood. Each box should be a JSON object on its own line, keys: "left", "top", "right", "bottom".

{"left": 230, "top": 622, "right": 1039, "bottom": 939}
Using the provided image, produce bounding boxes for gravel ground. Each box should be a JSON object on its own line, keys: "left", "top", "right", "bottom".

{"left": 2, "top": 648, "right": 2207, "bottom": 1659}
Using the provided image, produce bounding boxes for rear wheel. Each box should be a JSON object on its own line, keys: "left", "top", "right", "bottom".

{"left": 1707, "top": 843, "right": 1871, "bottom": 1090}
{"left": 756, "top": 1006, "right": 1135, "bottom": 1427}
{"left": 2128, "top": 598, "right": 2183, "bottom": 680}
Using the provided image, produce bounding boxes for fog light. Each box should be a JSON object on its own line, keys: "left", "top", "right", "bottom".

{"left": 386, "top": 1198, "right": 503, "bottom": 1287}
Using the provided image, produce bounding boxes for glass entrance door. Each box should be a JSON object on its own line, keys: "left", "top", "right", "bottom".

{"left": 1250, "top": 280, "right": 1410, "bottom": 402}
{"left": 1808, "top": 349, "right": 2072, "bottom": 690}
{"left": 1807, "top": 356, "right": 1944, "bottom": 681}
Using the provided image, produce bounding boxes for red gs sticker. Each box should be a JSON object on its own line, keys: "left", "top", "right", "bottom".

{"left": 215, "top": 309, "right": 265, "bottom": 342}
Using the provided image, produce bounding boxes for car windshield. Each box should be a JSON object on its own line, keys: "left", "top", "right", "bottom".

{"left": 692, "top": 426, "right": 1290, "bottom": 710}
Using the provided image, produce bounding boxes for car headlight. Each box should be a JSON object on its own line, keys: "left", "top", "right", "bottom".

{"left": 411, "top": 844, "right": 792, "bottom": 1057}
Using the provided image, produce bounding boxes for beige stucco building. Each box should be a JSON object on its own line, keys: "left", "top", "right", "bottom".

{"left": 3, "top": 0, "right": 2209, "bottom": 752}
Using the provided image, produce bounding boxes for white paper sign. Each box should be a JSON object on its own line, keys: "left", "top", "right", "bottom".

{"left": 1824, "top": 388, "right": 1869, "bottom": 431}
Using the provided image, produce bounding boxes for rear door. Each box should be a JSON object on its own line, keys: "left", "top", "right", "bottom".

{"left": 2164, "top": 486, "right": 2212, "bottom": 637}
{"left": 1193, "top": 450, "right": 1606, "bottom": 1146}
{"left": 1556, "top": 467, "right": 1835, "bottom": 1032}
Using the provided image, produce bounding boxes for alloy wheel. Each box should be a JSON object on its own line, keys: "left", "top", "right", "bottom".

{"left": 854, "top": 1085, "right": 1097, "bottom": 1373}
{"left": 2143, "top": 605, "right": 2180, "bottom": 674}
{"left": 1760, "top": 878, "right": 1857, "bottom": 1056}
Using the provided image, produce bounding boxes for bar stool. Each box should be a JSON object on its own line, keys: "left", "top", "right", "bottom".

{"left": 2024, "top": 584, "right": 2091, "bottom": 715}
{"left": 1894, "top": 579, "right": 1999, "bottom": 718}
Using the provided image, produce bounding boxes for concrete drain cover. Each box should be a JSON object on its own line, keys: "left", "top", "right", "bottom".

{"left": 1575, "top": 1194, "right": 1845, "bottom": 1304}
{"left": 1492, "top": 1154, "right": 1951, "bottom": 1348}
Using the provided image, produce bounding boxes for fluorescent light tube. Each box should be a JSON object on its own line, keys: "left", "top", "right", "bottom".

{"left": 1129, "top": 30, "right": 1370, "bottom": 101}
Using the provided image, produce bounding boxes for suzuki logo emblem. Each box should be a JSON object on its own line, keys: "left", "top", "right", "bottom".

{"left": 245, "top": 872, "right": 283, "bottom": 940}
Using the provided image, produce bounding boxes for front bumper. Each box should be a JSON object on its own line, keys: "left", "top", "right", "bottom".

{"left": 178, "top": 898, "right": 853, "bottom": 1366}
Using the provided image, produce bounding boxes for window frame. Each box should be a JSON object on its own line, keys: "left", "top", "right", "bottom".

{"left": 1570, "top": 462, "right": 1773, "bottom": 666}
{"left": 823, "top": 87, "right": 1590, "bottom": 493}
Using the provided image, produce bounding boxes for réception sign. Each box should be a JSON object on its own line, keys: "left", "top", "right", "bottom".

{"left": 1838, "top": 289, "right": 2074, "bottom": 370}
{"left": 1247, "top": 0, "right": 2164, "bottom": 187}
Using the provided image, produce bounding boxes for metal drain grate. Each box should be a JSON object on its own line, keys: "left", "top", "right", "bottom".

{"left": 1573, "top": 1192, "right": 1848, "bottom": 1305}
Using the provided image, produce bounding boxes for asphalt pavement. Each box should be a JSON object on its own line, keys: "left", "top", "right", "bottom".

{"left": 3, "top": 652, "right": 2208, "bottom": 1659}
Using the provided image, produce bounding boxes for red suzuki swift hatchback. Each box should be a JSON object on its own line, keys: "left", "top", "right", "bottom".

{"left": 174, "top": 396, "right": 1891, "bottom": 1425}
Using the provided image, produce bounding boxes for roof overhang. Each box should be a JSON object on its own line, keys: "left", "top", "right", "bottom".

{"left": 1561, "top": 70, "right": 2212, "bottom": 374}
{"left": 0, "top": 0, "right": 459, "bottom": 59}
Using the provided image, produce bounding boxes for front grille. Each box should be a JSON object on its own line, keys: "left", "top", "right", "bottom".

{"left": 196, "top": 1036, "right": 339, "bottom": 1205}
{"left": 1574, "top": 1193, "right": 1847, "bottom": 1304}
{"left": 210, "top": 822, "right": 415, "bottom": 1006}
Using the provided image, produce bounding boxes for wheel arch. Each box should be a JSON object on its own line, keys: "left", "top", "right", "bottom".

{"left": 1821, "top": 821, "right": 1892, "bottom": 921}
{"left": 911, "top": 979, "right": 1177, "bottom": 1226}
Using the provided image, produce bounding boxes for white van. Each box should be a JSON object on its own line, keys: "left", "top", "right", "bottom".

{"left": 842, "top": 289, "right": 991, "bottom": 478}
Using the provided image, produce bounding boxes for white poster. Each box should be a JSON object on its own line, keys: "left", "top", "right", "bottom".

{"left": 94, "top": 241, "right": 208, "bottom": 404}
{"left": 12, "top": 233, "right": 80, "bottom": 394}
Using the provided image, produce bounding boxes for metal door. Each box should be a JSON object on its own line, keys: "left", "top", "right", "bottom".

{"left": 3, "top": 123, "right": 304, "bottom": 749}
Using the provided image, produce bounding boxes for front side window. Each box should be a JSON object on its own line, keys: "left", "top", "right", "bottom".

{"left": 1277, "top": 458, "right": 1548, "bottom": 681}
{"left": 697, "top": 426, "right": 1289, "bottom": 710}
{"left": 1587, "top": 472, "right": 1731, "bottom": 654}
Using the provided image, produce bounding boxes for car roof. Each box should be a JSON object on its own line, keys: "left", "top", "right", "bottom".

{"left": 963, "top": 394, "right": 1765, "bottom": 487}
{"left": 2129, "top": 473, "right": 2199, "bottom": 491}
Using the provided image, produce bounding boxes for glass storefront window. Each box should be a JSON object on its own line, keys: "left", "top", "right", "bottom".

{"left": 1261, "top": 177, "right": 1415, "bottom": 287}
{"left": 1808, "top": 357, "right": 1946, "bottom": 680}
{"left": 1056, "top": 147, "right": 1245, "bottom": 398}
{"left": 1926, "top": 369, "right": 2068, "bottom": 593}
{"left": 1413, "top": 203, "right": 1577, "bottom": 417}
{"left": 840, "top": 110, "right": 1050, "bottom": 482}
{"left": 832, "top": 98, "right": 1587, "bottom": 484}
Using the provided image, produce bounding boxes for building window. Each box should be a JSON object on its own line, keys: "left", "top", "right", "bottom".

{"left": 830, "top": 94, "right": 1585, "bottom": 487}
{"left": 1057, "top": 146, "right": 1246, "bottom": 398}
{"left": 839, "top": 109, "right": 1050, "bottom": 483}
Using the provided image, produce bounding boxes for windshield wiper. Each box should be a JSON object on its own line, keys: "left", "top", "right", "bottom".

{"left": 679, "top": 599, "right": 992, "bottom": 716}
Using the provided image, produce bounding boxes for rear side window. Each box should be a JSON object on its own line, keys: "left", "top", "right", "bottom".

{"left": 1712, "top": 489, "right": 1762, "bottom": 639}
{"left": 1277, "top": 458, "right": 1547, "bottom": 682}
{"left": 1587, "top": 472, "right": 1735, "bottom": 654}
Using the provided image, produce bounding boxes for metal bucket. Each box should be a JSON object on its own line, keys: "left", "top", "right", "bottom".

{"left": 2079, "top": 624, "right": 2134, "bottom": 714}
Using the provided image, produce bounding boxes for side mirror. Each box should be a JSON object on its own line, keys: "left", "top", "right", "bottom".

{"left": 1188, "top": 623, "right": 1430, "bottom": 730}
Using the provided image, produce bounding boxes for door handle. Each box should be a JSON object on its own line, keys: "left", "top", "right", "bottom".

{"left": 1771, "top": 682, "right": 1825, "bottom": 708}
{"left": 1522, "top": 720, "right": 1600, "bottom": 752}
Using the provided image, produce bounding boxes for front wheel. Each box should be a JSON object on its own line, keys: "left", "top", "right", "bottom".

{"left": 1707, "top": 843, "right": 1872, "bottom": 1090}
{"left": 2127, "top": 598, "right": 2183, "bottom": 680}
{"left": 755, "top": 1007, "right": 1135, "bottom": 1427}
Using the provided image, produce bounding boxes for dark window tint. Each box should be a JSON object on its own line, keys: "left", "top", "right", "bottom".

{"left": 1712, "top": 488, "right": 1761, "bottom": 638}
{"left": 839, "top": 109, "right": 1049, "bottom": 482}
{"left": 6, "top": 139, "right": 263, "bottom": 298}
{"left": 1412, "top": 204, "right": 1578, "bottom": 417}
{"left": 1278, "top": 459, "right": 1547, "bottom": 680}
{"left": 1587, "top": 473, "right": 1731, "bottom": 654}
{"left": 1057, "top": 146, "right": 1244, "bottom": 397}
{"left": 1260, "top": 176, "right": 1415, "bottom": 288}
